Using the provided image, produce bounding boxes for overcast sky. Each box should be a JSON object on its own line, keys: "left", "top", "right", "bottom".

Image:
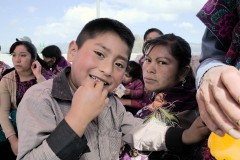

{"left": 0, "top": 0, "right": 208, "bottom": 52}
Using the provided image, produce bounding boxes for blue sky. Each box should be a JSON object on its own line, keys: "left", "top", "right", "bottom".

{"left": 0, "top": 0, "right": 208, "bottom": 53}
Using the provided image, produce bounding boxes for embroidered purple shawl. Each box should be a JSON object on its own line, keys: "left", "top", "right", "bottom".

{"left": 197, "top": 0, "right": 240, "bottom": 68}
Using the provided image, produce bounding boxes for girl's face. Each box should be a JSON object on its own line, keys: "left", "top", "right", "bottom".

{"left": 122, "top": 72, "right": 133, "bottom": 84}
{"left": 70, "top": 32, "right": 129, "bottom": 92}
{"left": 142, "top": 45, "right": 181, "bottom": 92}
{"left": 12, "top": 45, "right": 33, "bottom": 74}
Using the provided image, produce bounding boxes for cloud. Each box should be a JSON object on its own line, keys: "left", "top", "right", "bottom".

{"left": 34, "top": 4, "right": 96, "bottom": 43}
{"left": 33, "top": 0, "right": 208, "bottom": 44}
{"left": 177, "top": 22, "right": 196, "bottom": 33}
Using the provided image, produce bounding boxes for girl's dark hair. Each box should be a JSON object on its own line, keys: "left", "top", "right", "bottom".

{"left": 126, "top": 61, "right": 142, "bottom": 80}
{"left": 143, "top": 28, "right": 163, "bottom": 41}
{"left": 41, "top": 45, "right": 62, "bottom": 69}
{"left": 41, "top": 45, "right": 62, "bottom": 60}
{"left": 9, "top": 41, "right": 37, "bottom": 60}
{"left": 76, "top": 18, "right": 135, "bottom": 60}
{"left": 143, "top": 33, "right": 195, "bottom": 85}
{"left": 36, "top": 54, "right": 50, "bottom": 70}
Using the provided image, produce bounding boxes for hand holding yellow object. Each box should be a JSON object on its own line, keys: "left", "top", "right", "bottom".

{"left": 208, "top": 132, "right": 240, "bottom": 160}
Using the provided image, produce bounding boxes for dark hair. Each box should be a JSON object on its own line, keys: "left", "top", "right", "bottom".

{"left": 41, "top": 45, "right": 62, "bottom": 68}
{"left": 143, "top": 28, "right": 163, "bottom": 41}
{"left": 9, "top": 41, "right": 37, "bottom": 60}
{"left": 76, "top": 18, "right": 135, "bottom": 60}
{"left": 36, "top": 54, "right": 49, "bottom": 69}
{"left": 41, "top": 45, "right": 62, "bottom": 62}
{"left": 126, "top": 61, "right": 142, "bottom": 80}
{"left": 143, "top": 33, "right": 195, "bottom": 85}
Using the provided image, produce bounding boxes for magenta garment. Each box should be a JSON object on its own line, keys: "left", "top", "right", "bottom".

{"left": 197, "top": 0, "right": 240, "bottom": 69}
{"left": 15, "top": 71, "right": 37, "bottom": 106}
{"left": 123, "top": 79, "right": 144, "bottom": 99}
{"left": 123, "top": 79, "right": 152, "bottom": 110}
{"left": 41, "top": 56, "right": 70, "bottom": 80}
{"left": 0, "top": 61, "right": 10, "bottom": 80}
{"left": 52, "top": 56, "right": 70, "bottom": 76}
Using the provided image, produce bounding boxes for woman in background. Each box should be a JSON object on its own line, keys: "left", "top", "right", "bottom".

{"left": 0, "top": 41, "right": 46, "bottom": 159}
{"left": 120, "top": 34, "right": 201, "bottom": 160}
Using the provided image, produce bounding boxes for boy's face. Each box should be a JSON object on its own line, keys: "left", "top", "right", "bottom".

{"left": 71, "top": 32, "right": 130, "bottom": 92}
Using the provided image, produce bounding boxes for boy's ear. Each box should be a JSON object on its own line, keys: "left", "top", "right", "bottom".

{"left": 67, "top": 41, "right": 77, "bottom": 63}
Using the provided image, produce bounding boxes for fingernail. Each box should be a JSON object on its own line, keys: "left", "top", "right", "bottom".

{"left": 214, "top": 129, "right": 224, "bottom": 137}
{"left": 228, "top": 128, "right": 240, "bottom": 139}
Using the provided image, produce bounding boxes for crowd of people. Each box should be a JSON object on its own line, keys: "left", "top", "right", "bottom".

{"left": 0, "top": 0, "right": 239, "bottom": 159}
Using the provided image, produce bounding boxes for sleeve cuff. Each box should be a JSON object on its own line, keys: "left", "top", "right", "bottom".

{"left": 165, "top": 127, "right": 188, "bottom": 153}
{"left": 195, "top": 59, "right": 225, "bottom": 88}
{"left": 46, "top": 119, "right": 90, "bottom": 160}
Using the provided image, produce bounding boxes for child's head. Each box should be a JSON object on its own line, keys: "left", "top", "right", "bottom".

{"left": 123, "top": 61, "right": 142, "bottom": 84}
{"left": 41, "top": 45, "right": 62, "bottom": 68}
{"left": 70, "top": 18, "right": 135, "bottom": 92}
{"left": 142, "top": 33, "right": 193, "bottom": 92}
{"left": 143, "top": 28, "right": 163, "bottom": 42}
{"left": 76, "top": 18, "right": 135, "bottom": 60}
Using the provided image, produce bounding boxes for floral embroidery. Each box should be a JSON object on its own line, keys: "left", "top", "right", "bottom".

{"left": 197, "top": 0, "right": 240, "bottom": 69}
{"left": 201, "top": 0, "right": 219, "bottom": 15}
{"left": 143, "top": 93, "right": 180, "bottom": 127}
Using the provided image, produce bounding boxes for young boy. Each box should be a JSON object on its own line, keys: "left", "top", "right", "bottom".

{"left": 16, "top": 18, "right": 209, "bottom": 160}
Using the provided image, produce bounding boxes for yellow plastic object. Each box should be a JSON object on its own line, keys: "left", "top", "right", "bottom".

{"left": 208, "top": 132, "right": 240, "bottom": 160}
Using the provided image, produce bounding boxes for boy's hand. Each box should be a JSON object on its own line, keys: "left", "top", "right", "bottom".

{"left": 182, "top": 117, "right": 210, "bottom": 145}
{"left": 65, "top": 80, "right": 109, "bottom": 136}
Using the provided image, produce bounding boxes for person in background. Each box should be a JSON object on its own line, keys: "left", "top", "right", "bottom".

{"left": 0, "top": 45, "right": 11, "bottom": 80}
{"left": 196, "top": 0, "right": 240, "bottom": 140}
{"left": 15, "top": 36, "right": 54, "bottom": 80}
{"left": 41, "top": 45, "right": 70, "bottom": 76}
{"left": 143, "top": 28, "right": 164, "bottom": 42}
{"left": 120, "top": 34, "right": 203, "bottom": 160}
{"left": 138, "top": 28, "right": 163, "bottom": 65}
{"left": 0, "top": 41, "right": 46, "bottom": 159}
{"left": 117, "top": 61, "right": 147, "bottom": 115}
{"left": 16, "top": 18, "right": 209, "bottom": 160}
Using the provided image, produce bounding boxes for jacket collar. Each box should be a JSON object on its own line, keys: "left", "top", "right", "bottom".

{"left": 52, "top": 67, "right": 73, "bottom": 101}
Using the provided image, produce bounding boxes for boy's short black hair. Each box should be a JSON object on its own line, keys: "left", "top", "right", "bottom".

{"left": 76, "top": 18, "right": 135, "bottom": 60}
